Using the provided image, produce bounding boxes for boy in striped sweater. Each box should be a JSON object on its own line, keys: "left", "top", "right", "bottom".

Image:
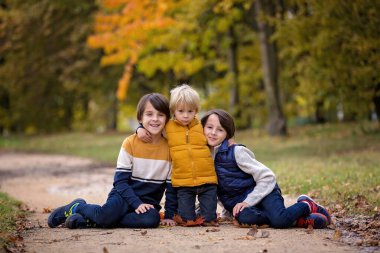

{"left": 48, "top": 93, "right": 177, "bottom": 229}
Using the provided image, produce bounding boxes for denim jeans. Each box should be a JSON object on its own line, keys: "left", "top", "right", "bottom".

{"left": 177, "top": 184, "right": 217, "bottom": 222}
{"left": 236, "top": 185, "right": 310, "bottom": 228}
{"left": 76, "top": 188, "right": 160, "bottom": 228}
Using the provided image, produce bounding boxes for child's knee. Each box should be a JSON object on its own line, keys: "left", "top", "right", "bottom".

{"left": 140, "top": 209, "right": 160, "bottom": 228}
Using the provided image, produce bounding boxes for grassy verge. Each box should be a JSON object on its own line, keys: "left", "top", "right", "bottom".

{"left": 235, "top": 122, "right": 380, "bottom": 215}
{"left": 0, "top": 192, "right": 26, "bottom": 250}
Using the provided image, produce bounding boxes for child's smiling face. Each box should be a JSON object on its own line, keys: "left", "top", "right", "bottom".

{"left": 203, "top": 114, "right": 227, "bottom": 147}
{"left": 140, "top": 101, "right": 167, "bottom": 137}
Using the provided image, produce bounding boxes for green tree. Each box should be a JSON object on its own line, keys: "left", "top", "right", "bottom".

{"left": 276, "top": 0, "right": 380, "bottom": 122}
{"left": 0, "top": 0, "right": 120, "bottom": 133}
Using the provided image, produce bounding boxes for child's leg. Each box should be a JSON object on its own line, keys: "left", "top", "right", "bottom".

{"left": 119, "top": 208, "right": 161, "bottom": 228}
{"left": 258, "top": 186, "right": 309, "bottom": 228}
{"left": 235, "top": 206, "right": 270, "bottom": 226}
{"left": 177, "top": 187, "right": 197, "bottom": 221}
{"left": 197, "top": 184, "right": 217, "bottom": 222}
{"left": 76, "top": 188, "right": 130, "bottom": 228}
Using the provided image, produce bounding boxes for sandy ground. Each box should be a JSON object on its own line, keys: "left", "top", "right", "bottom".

{"left": 0, "top": 151, "right": 362, "bottom": 253}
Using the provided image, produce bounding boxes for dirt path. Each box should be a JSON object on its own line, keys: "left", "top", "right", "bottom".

{"left": 0, "top": 151, "right": 362, "bottom": 253}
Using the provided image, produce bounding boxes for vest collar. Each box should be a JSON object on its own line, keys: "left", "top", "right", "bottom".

{"left": 218, "top": 139, "right": 229, "bottom": 152}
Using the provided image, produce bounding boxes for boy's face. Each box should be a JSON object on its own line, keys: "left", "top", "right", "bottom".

{"left": 174, "top": 104, "right": 197, "bottom": 126}
{"left": 203, "top": 114, "right": 227, "bottom": 147}
{"left": 140, "top": 101, "right": 167, "bottom": 137}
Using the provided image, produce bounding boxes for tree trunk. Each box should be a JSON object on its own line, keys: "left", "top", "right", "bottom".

{"left": 106, "top": 91, "right": 118, "bottom": 131}
{"left": 254, "top": 0, "right": 287, "bottom": 136}
{"left": 227, "top": 26, "right": 241, "bottom": 120}
{"left": 373, "top": 83, "right": 380, "bottom": 123}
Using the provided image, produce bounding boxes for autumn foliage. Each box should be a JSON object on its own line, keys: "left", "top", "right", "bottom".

{"left": 87, "top": 0, "right": 175, "bottom": 100}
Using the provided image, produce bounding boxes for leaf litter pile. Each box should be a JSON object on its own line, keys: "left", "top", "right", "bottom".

{"left": 332, "top": 214, "right": 380, "bottom": 249}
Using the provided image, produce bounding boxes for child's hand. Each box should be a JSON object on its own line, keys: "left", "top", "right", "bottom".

{"left": 160, "top": 219, "right": 176, "bottom": 226}
{"left": 232, "top": 202, "right": 248, "bottom": 217}
{"left": 137, "top": 127, "right": 152, "bottom": 143}
{"left": 135, "top": 203, "right": 154, "bottom": 214}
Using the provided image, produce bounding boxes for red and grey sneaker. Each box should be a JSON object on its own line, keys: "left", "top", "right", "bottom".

{"left": 297, "top": 213, "right": 328, "bottom": 229}
{"left": 297, "top": 195, "right": 331, "bottom": 224}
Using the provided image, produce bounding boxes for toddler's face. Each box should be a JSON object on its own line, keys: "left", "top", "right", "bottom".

{"left": 140, "top": 101, "right": 167, "bottom": 137}
{"left": 174, "top": 104, "right": 196, "bottom": 126}
{"left": 203, "top": 114, "right": 227, "bottom": 147}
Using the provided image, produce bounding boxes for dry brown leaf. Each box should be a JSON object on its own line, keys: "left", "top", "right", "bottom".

{"left": 103, "top": 247, "right": 109, "bottom": 253}
{"left": 247, "top": 225, "right": 258, "bottom": 237}
{"left": 333, "top": 229, "right": 342, "bottom": 241}
{"left": 235, "top": 236, "right": 255, "bottom": 240}
{"left": 206, "top": 228, "right": 220, "bottom": 232}
{"left": 306, "top": 224, "right": 314, "bottom": 234}
{"left": 42, "top": 207, "right": 52, "bottom": 213}
{"left": 141, "top": 230, "right": 147, "bottom": 235}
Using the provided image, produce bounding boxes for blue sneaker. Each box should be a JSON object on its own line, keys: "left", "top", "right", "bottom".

{"left": 297, "top": 213, "right": 328, "bottom": 229}
{"left": 48, "top": 198, "right": 86, "bottom": 228}
{"left": 297, "top": 195, "right": 331, "bottom": 224}
{"left": 65, "top": 213, "right": 90, "bottom": 229}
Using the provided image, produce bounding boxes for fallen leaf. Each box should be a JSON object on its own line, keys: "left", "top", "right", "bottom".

{"left": 141, "top": 230, "right": 147, "bottom": 235}
{"left": 333, "top": 229, "right": 342, "bottom": 241}
{"left": 103, "top": 247, "right": 109, "bottom": 253}
{"left": 206, "top": 228, "right": 220, "bottom": 232}
{"left": 42, "top": 207, "right": 52, "bottom": 213}
{"left": 306, "top": 224, "right": 314, "bottom": 234}
{"left": 235, "top": 236, "right": 254, "bottom": 240}
{"left": 247, "top": 225, "right": 258, "bottom": 237}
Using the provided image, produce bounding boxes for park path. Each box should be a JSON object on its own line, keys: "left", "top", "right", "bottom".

{"left": 0, "top": 151, "right": 359, "bottom": 253}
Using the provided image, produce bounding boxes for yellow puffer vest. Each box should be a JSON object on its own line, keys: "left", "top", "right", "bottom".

{"left": 165, "top": 118, "right": 217, "bottom": 187}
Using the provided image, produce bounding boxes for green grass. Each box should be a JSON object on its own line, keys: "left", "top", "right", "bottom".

{"left": 0, "top": 132, "right": 126, "bottom": 163}
{"left": 235, "top": 122, "right": 380, "bottom": 215}
{"left": 0, "top": 192, "right": 26, "bottom": 250}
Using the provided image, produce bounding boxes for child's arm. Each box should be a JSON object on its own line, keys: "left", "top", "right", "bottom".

{"left": 235, "top": 146, "right": 276, "bottom": 207}
{"left": 113, "top": 145, "right": 144, "bottom": 210}
{"left": 136, "top": 126, "right": 153, "bottom": 143}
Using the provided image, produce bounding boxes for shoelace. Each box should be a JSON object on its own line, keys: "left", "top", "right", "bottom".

{"left": 64, "top": 203, "right": 80, "bottom": 217}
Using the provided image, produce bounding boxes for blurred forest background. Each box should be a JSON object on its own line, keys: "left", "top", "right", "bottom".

{"left": 0, "top": 0, "right": 379, "bottom": 135}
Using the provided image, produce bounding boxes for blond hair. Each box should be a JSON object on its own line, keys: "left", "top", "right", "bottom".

{"left": 169, "top": 84, "right": 200, "bottom": 113}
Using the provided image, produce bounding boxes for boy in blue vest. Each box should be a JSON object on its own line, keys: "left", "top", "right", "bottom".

{"left": 201, "top": 109, "right": 331, "bottom": 229}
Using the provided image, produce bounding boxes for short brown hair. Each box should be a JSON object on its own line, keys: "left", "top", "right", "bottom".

{"left": 136, "top": 93, "right": 170, "bottom": 123}
{"left": 201, "top": 109, "right": 235, "bottom": 139}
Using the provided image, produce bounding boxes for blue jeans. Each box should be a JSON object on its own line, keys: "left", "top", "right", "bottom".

{"left": 236, "top": 186, "right": 310, "bottom": 228}
{"left": 76, "top": 188, "right": 160, "bottom": 228}
{"left": 177, "top": 184, "right": 217, "bottom": 222}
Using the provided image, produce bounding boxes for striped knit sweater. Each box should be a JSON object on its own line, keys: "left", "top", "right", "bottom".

{"left": 113, "top": 134, "right": 177, "bottom": 219}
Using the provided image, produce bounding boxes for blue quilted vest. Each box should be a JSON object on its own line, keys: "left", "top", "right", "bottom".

{"left": 214, "top": 139, "right": 256, "bottom": 212}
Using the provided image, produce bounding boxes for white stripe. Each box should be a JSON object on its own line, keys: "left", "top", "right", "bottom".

{"left": 131, "top": 157, "right": 171, "bottom": 181}
{"left": 116, "top": 148, "right": 133, "bottom": 169}
{"left": 115, "top": 169, "right": 131, "bottom": 173}
{"left": 131, "top": 177, "right": 166, "bottom": 184}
